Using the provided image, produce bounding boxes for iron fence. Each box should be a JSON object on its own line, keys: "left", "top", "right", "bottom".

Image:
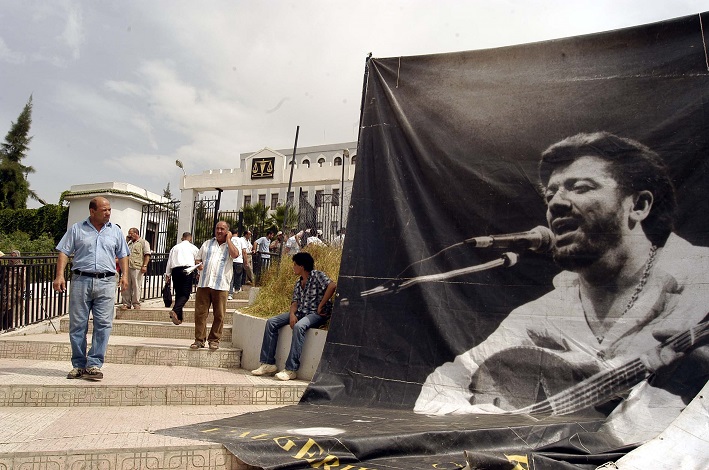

{"left": 252, "top": 251, "right": 282, "bottom": 284}
{"left": 192, "top": 196, "right": 220, "bottom": 247}
{"left": 0, "top": 254, "right": 179, "bottom": 333}
{"left": 142, "top": 252, "right": 170, "bottom": 302}
{"left": 0, "top": 255, "right": 69, "bottom": 333}
{"left": 298, "top": 192, "right": 340, "bottom": 242}
{"left": 140, "top": 200, "right": 180, "bottom": 253}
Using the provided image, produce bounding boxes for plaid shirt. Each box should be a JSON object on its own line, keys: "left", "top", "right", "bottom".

{"left": 292, "top": 270, "right": 333, "bottom": 317}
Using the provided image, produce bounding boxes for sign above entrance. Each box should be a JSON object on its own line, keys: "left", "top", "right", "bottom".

{"left": 251, "top": 157, "right": 275, "bottom": 179}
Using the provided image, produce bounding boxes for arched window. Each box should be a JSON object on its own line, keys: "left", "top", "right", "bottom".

{"left": 334, "top": 156, "right": 342, "bottom": 166}
{"left": 351, "top": 155, "right": 357, "bottom": 164}
{"left": 302, "top": 158, "right": 310, "bottom": 168}
{"left": 317, "top": 157, "right": 325, "bottom": 167}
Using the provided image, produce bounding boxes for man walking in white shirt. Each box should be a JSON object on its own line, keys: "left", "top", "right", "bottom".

{"left": 164, "top": 232, "right": 199, "bottom": 325}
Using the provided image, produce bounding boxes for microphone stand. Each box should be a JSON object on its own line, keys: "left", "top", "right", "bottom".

{"left": 354, "top": 252, "right": 519, "bottom": 300}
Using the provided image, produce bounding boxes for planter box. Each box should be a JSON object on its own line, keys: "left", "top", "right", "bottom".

{"left": 231, "top": 311, "right": 327, "bottom": 381}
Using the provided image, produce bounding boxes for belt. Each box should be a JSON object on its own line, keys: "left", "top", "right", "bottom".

{"left": 72, "top": 269, "right": 115, "bottom": 278}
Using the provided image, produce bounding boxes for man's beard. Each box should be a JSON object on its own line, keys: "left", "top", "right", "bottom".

{"left": 552, "top": 212, "right": 623, "bottom": 271}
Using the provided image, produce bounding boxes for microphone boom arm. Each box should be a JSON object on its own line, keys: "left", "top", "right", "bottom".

{"left": 360, "top": 252, "right": 518, "bottom": 299}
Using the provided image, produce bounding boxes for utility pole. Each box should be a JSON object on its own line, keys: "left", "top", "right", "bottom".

{"left": 285, "top": 125, "right": 300, "bottom": 233}
{"left": 340, "top": 149, "right": 349, "bottom": 230}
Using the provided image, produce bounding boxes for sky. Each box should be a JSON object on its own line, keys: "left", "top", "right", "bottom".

{"left": 1, "top": 1, "right": 708, "bottom": 209}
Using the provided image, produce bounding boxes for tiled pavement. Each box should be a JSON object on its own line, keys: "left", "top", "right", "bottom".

{"left": 0, "top": 291, "right": 306, "bottom": 469}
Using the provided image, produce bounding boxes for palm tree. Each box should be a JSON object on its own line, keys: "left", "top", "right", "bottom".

{"left": 242, "top": 203, "right": 269, "bottom": 234}
{"left": 272, "top": 204, "right": 298, "bottom": 231}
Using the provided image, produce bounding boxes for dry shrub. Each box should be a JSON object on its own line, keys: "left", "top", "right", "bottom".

{"left": 242, "top": 244, "right": 342, "bottom": 319}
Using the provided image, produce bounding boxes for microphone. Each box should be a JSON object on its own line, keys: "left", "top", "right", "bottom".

{"left": 465, "top": 226, "right": 555, "bottom": 253}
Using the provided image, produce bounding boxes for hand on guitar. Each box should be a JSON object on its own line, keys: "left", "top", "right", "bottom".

{"left": 643, "top": 326, "right": 709, "bottom": 389}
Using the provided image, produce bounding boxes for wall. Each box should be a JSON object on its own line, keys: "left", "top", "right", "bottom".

{"left": 63, "top": 182, "right": 170, "bottom": 238}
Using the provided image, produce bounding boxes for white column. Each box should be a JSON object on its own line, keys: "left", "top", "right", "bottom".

{"left": 177, "top": 189, "right": 195, "bottom": 237}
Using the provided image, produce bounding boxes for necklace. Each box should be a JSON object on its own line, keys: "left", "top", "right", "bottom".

{"left": 593, "top": 244, "right": 658, "bottom": 344}
{"left": 622, "top": 244, "right": 658, "bottom": 316}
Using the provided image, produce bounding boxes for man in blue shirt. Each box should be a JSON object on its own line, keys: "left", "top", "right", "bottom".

{"left": 251, "top": 252, "right": 337, "bottom": 381}
{"left": 53, "top": 197, "right": 129, "bottom": 381}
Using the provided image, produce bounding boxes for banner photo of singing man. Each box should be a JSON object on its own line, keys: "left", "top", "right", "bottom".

{"left": 159, "top": 12, "right": 709, "bottom": 469}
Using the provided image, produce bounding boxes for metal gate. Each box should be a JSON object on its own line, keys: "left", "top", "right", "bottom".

{"left": 140, "top": 200, "right": 180, "bottom": 254}
{"left": 217, "top": 210, "right": 244, "bottom": 234}
{"left": 192, "top": 196, "right": 220, "bottom": 247}
{"left": 298, "top": 191, "right": 340, "bottom": 242}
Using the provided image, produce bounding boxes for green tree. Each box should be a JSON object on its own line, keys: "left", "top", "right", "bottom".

{"left": 0, "top": 96, "right": 40, "bottom": 209}
{"left": 0, "top": 230, "right": 56, "bottom": 254}
{"left": 251, "top": 202, "right": 269, "bottom": 233}
{"left": 242, "top": 202, "right": 270, "bottom": 232}
{"left": 163, "top": 182, "right": 173, "bottom": 200}
{"left": 192, "top": 200, "right": 213, "bottom": 246}
{"left": 272, "top": 203, "right": 298, "bottom": 231}
{"left": 242, "top": 203, "right": 257, "bottom": 228}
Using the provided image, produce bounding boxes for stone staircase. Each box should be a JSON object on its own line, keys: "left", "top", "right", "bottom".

{"left": 0, "top": 288, "right": 307, "bottom": 469}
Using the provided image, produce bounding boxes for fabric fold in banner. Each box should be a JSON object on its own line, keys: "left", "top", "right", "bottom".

{"left": 158, "top": 11, "right": 709, "bottom": 469}
{"left": 159, "top": 405, "right": 615, "bottom": 469}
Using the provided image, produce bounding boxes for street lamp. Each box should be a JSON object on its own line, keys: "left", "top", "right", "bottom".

{"left": 176, "top": 160, "right": 187, "bottom": 190}
{"left": 175, "top": 159, "right": 186, "bottom": 176}
{"left": 340, "top": 149, "right": 349, "bottom": 230}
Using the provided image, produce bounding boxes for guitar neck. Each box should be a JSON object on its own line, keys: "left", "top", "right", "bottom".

{"left": 514, "top": 320, "right": 708, "bottom": 416}
{"left": 517, "top": 359, "right": 647, "bottom": 415}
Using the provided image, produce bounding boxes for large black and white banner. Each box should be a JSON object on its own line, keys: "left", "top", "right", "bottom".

{"left": 161, "top": 12, "right": 709, "bottom": 469}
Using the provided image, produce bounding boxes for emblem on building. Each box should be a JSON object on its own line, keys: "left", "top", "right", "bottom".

{"left": 251, "top": 157, "right": 275, "bottom": 179}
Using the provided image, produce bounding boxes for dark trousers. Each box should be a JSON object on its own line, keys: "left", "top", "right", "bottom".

{"left": 231, "top": 262, "right": 243, "bottom": 294}
{"left": 171, "top": 267, "right": 193, "bottom": 321}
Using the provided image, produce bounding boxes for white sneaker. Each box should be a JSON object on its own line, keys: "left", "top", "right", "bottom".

{"left": 227, "top": 295, "right": 233, "bottom": 300}
{"left": 251, "top": 363, "right": 278, "bottom": 376}
{"left": 275, "top": 370, "right": 297, "bottom": 381}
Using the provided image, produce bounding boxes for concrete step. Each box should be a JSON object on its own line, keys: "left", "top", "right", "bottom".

{"left": 183, "top": 298, "right": 248, "bottom": 309}
{"left": 0, "top": 404, "right": 280, "bottom": 469}
{"left": 0, "top": 333, "right": 241, "bottom": 369}
{"left": 0, "top": 358, "right": 307, "bottom": 407}
{"left": 115, "top": 307, "right": 234, "bottom": 324}
{"left": 59, "top": 318, "right": 234, "bottom": 343}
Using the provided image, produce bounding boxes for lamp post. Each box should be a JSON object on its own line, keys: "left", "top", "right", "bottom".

{"left": 340, "top": 149, "right": 349, "bottom": 230}
{"left": 175, "top": 160, "right": 186, "bottom": 185}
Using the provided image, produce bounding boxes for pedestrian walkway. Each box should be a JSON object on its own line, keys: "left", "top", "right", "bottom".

{"left": 0, "top": 289, "right": 307, "bottom": 470}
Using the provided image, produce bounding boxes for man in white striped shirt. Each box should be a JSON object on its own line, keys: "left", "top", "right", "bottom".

{"left": 191, "top": 221, "right": 239, "bottom": 350}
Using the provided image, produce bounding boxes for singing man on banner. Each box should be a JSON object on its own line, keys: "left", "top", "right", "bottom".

{"left": 415, "top": 132, "right": 709, "bottom": 445}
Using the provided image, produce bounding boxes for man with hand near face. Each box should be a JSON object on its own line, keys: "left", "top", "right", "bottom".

{"left": 191, "top": 221, "right": 239, "bottom": 351}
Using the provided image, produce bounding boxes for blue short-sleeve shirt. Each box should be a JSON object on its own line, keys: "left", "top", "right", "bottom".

{"left": 56, "top": 218, "right": 129, "bottom": 273}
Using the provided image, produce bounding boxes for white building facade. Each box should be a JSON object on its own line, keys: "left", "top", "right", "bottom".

{"left": 177, "top": 142, "right": 357, "bottom": 240}
{"left": 63, "top": 182, "right": 172, "bottom": 251}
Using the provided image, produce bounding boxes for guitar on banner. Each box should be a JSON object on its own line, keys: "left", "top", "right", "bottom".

{"left": 468, "top": 320, "right": 709, "bottom": 416}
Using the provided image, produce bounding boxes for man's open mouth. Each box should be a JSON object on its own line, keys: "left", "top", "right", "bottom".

{"left": 551, "top": 218, "right": 579, "bottom": 244}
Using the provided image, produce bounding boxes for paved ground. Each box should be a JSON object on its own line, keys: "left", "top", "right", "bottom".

{"left": 0, "top": 404, "right": 282, "bottom": 454}
{"left": 0, "top": 297, "right": 302, "bottom": 469}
